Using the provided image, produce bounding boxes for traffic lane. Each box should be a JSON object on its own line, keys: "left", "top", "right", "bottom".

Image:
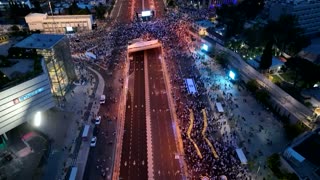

{"left": 83, "top": 109, "right": 116, "bottom": 180}
{"left": 144, "top": 0, "right": 150, "bottom": 10}
{"left": 119, "top": 51, "right": 148, "bottom": 179}
{"left": 119, "top": 92, "right": 132, "bottom": 178}
{"left": 134, "top": 0, "right": 143, "bottom": 15}
{"left": 130, "top": 57, "right": 147, "bottom": 179}
{"left": 154, "top": 0, "right": 166, "bottom": 18}
{"left": 112, "top": 0, "right": 133, "bottom": 23}
{"left": 147, "top": 48, "right": 182, "bottom": 179}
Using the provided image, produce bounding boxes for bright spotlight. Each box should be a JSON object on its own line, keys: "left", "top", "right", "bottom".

{"left": 229, "top": 70, "right": 235, "bottom": 80}
{"left": 34, "top": 112, "right": 41, "bottom": 127}
{"left": 201, "top": 44, "right": 208, "bottom": 51}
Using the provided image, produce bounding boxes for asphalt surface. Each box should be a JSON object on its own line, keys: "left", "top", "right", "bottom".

{"left": 119, "top": 51, "right": 148, "bottom": 179}
{"left": 147, "top": 48, "right": 182, "bottom": 180}
{"left": 111, "top": 0, "right": 133, "bottom": 23}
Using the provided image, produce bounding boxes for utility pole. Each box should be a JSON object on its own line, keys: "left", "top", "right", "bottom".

{"left": 48, "top": 1, "right": 57, "bottom": 33}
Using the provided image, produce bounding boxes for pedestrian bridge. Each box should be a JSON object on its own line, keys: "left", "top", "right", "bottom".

{"left": 127, "top": 39, "right": 161, "bottom": 53}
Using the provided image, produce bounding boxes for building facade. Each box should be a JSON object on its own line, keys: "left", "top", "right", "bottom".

{"left": 268, "top": 0, "right": 320, "bottom": 36}
{"left": 14, "top": 34, "right": 76, "bottom": 97}
{"left": 25, "top": 13, "right": 93, "bottom": 34}
{"left": 0, "top": 61, "right": 55, "bottom": 135}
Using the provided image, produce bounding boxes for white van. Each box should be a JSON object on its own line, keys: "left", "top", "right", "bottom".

{"left": 100, "top": 95, "right": 106, "bottom": 104}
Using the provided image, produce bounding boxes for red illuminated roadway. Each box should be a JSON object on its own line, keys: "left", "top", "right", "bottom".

{"left": 119, "top": 51, "right": 148, "bottom": 179}
{"left": 147, "top": 48, "right": 182, "bottom": 180}
{"left": 110, "top": 0, "right": 133, "bottom": 23}
{"left": 110, "top": 0, "right": 166, "bottom": 23}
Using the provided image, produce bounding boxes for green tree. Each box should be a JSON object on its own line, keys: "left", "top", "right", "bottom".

{"left": 259, "top": 40, "right": 273, "bottom": 71}
{"left": 10, "top": 25, "right": 20, "bottom": 32}
{"left": 167, "top": 0, "right": 176, "bottom": 8}
{"left": 285, "top": 57, "right": 320, "bottom": 88}
{"left": 246, "top": 79, "right": 259, "bottom": 92}
{"left": 214, "top": 52, "right": 229, "bottom": 68}
{"left": 255, "top": 89, "right": 269, "bottom": 103}
{"left": 94, "top": 3, "right": 106, "bottom": 19}
{"left": 31, "top": 0, "right": 43, "bottom": 13}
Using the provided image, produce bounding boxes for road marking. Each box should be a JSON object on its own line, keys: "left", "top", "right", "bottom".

{"left": 116, "top": 3, "right": 123, "bottom": 18}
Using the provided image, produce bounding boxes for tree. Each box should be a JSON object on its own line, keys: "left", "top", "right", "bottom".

{"left": 255, "top": 89, "right": 269, "bottom": 103}
{"left": 285, "top": 57, "right": 320, "bottom": 88}
{"left": 262, "top": 15, "right": 310, "bottom": 56}
{"left": 246, "top": 79, "right": 259, "bottom": 92}
{"left": 167, "top": 0, "right": 176, "bottom": 8}
{"left": 94, "top": 3, "right": 106, "bottom": 19}
{"left": 216, "top": 0, "right": 265, "bottom": 38}
{"left": 10, "top": 25, "right": 20, "bottom": 32}
{"left": 237, "top": 0, "right": 265, "bottom": 19}
{"left": 259, "top": 40, "right": 273, "bottom": 71}
{"left": 31, "top": 0, "right": 43, "bottom": 13}
{"left": 214, "top": 52, "right": 229, "bottom": 68}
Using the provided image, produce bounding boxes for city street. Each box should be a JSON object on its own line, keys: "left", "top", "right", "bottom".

{"left": 119, "top": 51, "right": 148, "bottom": 179}
{"left": 147, "top": 48, "right": 182, "bottom": 180}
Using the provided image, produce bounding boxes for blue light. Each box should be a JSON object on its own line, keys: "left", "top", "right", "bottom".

{"left": 201, "top": 44, "right": 208, "bottom": 51}
{"left": 229, "top": 71, "right": 235, "bottom": 80}
{"left": 18, "top": 87, "right": 44, "bottom": 102}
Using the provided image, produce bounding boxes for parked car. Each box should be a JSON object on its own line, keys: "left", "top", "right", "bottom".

{"left": 95, "top": 116, "right": 101, "bottom": 125}
{"left": 90, "top": 136, "right": 97, "bottom": 147}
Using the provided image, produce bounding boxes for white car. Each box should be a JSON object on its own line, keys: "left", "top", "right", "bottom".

{"left": 90, "top": 136, "right": 97, "bottom": 147}
{"left": 95, "top": 116, "right": 101, "bottom": 125}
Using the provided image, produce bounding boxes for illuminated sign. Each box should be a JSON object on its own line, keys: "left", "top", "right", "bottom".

{"left": 13, "top": 87, "right": 44, "bottom": 104}
{"left": 141, "top": 11, "right": 151, "bottom": 17}
{"left": 66, "top": 27, "right": 73, "bottom": 32}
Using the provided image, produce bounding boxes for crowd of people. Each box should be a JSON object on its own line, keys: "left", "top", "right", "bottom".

{"left": 68, "top": 5, "right": 251, "bottom": 179}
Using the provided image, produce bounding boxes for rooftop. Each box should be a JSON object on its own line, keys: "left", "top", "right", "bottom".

{"left": 195, "top": 20, "right": 215, "bottom": 29}
{"left": 293, "top": 130, "right": 320, "bottom": 167}
{"left": 14, "top": 34, "right": 65, "bottom": 49}
{"left": 0, "top": 59, "right": 34, "bottom": 79}
{"left": 299, "top": 38, "right": 320, "bottom": 65}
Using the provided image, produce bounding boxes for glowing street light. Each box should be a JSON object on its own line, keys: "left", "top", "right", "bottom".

{"left": 34, "top": 112, "right": 41, "bottom": 127}
{"left": 229, "top": 70, "right": 236, "bottom": 80}
{"left": 201, "top": 44, "right": 208, "bottom": 51}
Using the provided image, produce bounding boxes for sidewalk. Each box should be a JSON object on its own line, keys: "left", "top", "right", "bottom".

{"left": 40, "top": 65, "right": 104, "bottom": 180}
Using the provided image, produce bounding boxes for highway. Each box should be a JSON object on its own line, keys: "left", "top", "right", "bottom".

{"left": 119, "top": 51, "right": 148, "bottom": 179}
{"left": 147, "top": 48, "right": 182, "bottom": 180}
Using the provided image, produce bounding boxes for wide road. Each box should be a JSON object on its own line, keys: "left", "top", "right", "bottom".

{"left": 119, "top": 51, "right": 148, "bottom": 179}
{"left": 147, "top": 48, "right": 182, "bottom": 180}
{"left": 110, "top": 0, "right": 133, "bottom": 23}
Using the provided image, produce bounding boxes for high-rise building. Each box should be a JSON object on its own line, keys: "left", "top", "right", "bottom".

{"left": 268, "top": 0, "right": 320, "bottom": 36}
{"left": 0, "top": 59, "right": 55, "bottom": 136}
{"left": 14, "top": 34, "right": 76, "bottom": 97}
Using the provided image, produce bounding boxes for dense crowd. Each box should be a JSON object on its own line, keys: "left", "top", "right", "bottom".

{"left": 68, "top": 6, "right": 250, "bottom": 179}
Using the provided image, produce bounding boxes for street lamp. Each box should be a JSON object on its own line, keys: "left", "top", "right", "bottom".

{"left": 34, "top": 111, "right": 41, "bottom": 127}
